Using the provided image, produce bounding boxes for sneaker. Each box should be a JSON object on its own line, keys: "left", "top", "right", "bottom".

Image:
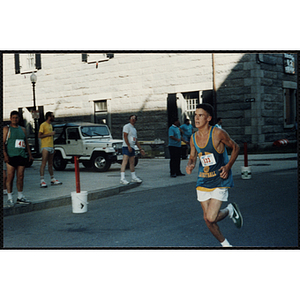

{"left": 51, "top": 179, "right": 62, "bottom": 185}
{"left": 40, "top": 180, "right": 48, "bottom": 188}
{"left": 120, "top": 178, "right": 130, "bottom": 185}
{"left": 229, "top": 202, "right": 243, "bottom": 229}
{"left": 17, "top": 197, "right": 31, "bottom": 205}
{"left": 131, "top": 177, "right": 142, "bottom": 183}
{"left": 6, "top": 199, "right": 15, "bottom": 208}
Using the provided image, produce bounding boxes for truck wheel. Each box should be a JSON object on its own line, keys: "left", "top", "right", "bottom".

{"left": 92, "top": 153, "right": 111, "bottom": 172}
{"left": 53, "top": 152, "right": 67, "bottom": 171}
{"left": 126, "top": 157, "right": 139, "bottom": 169}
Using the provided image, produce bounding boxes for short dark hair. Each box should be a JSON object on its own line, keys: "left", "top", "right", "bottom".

{"left": 45, "top": 111, "right": 53, "bottom": 119}
{"left": 196, "top": 103, "right": 214, "bottom": 117}
{"left": 10, "top": 110, "right": 20, "bottom": 117}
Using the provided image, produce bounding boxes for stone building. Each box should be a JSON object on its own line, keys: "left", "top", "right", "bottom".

{"left": 3, "top": 52, "right": 297, "bottom": 151}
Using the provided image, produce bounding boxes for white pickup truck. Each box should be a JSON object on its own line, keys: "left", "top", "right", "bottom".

{"left": 53, "top": 122, "right": 139, "bottom": 172}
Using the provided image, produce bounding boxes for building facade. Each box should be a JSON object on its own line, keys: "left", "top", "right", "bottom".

{"left": 3, "top": 52, "right": 297, "bottom": 151}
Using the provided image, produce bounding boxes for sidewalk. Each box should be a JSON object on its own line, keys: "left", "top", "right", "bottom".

{"left": 3, "top": 152, "right": 297, "bottom": 216}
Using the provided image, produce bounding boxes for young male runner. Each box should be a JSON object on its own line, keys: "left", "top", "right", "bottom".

{"left": 186, "top": 103, "right": 243, "bottom": 247}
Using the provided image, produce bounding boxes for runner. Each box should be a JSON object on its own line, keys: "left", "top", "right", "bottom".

{"left": 120, "top": 114, "right": 145, "bottom": 185}
{"left": 186, "top": 103, "right": 243, "bottom": 247}
{"left": 38, "top": 112, "right": 62, "bottom": 187}
{"left": 3, "top": 111, "right": 33, "bottom": 206}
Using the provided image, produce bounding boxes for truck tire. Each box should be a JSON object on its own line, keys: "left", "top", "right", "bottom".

{"left": 53, "top": 152, "right": 67, "bottom": 171}
{"left": 92, "top": 153, "right": 111, "bottom": 172}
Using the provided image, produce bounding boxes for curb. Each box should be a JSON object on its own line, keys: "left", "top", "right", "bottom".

{"left": 3, "top": 182, "right": 140, "bottom": 217}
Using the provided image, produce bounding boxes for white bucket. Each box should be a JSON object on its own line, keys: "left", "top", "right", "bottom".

{"left": 71, "top": 191, "right": 88, "bottom": 213}
{"left": 241, "top": 166, "right": 251, "bottom": 179}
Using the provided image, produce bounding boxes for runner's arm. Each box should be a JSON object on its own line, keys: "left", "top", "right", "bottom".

{"left": 218, "top": 130, "right": 240, "bottom": 178}
{"left": 22, "top": 127, "right": 33, "bottom": 161}
{"left": 3, "top": 126, "right": 9, "bottom": 162}
{"left": 123, "top": 132, "right": 132, "bottom": 152}
{"left": 135, "top": 140, "right": 145, "bottom": 156}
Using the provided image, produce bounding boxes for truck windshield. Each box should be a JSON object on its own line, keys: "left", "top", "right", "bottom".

{"left": 81, "top": 126, "right": 110, "bottom": 137}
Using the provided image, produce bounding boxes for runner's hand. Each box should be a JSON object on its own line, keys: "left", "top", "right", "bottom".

{"left": 186, "top": 163, "right": 195, "bottom": 174}
{"left": 219, "top": 165, "right": 229, "bottom": 179}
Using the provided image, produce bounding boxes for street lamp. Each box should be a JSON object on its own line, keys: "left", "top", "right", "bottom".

{"left": 30, "top": 72, "right": 39, "bottom": 156}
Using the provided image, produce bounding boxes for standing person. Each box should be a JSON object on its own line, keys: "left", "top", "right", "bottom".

{"left": 120, "top": 115, "right": 145, "bottom": 185}
{"left": 3, "top": 111, "right": 33, "bottom": 206}
{"left": 38, "top": 112, "right": 62, "bottom": 188}
{"left": 215, "top": 117, "right": 223, "bottom": 128}
{"left": 180, "top": 118, "right": 194, "bottom": 159}
{"left": 168, "top": 119, "right": 185, "bottom": 177}
{"left": 186, "top": 104, "right": 242, "bottom": 247}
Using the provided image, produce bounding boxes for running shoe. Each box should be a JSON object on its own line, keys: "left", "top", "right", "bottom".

{"left": 51, "top": 179, "right": 62, "bottom": 185}
{"left": 131, "top": 177, "right": 142, "bottom": 183}
{"left": 229, "top": 202, "right": 243, "bottom": 229}
{"left": 6, "top": 199, "right": 15, "bottom": 207}
{"left": 120, "top": 178, "right": 130, "bottom": 185}
{"left": 40, "top": 180, "right": 48, "bottom": 188}
{"left": 17, "top": 197, "right": 31, "bottom": 205}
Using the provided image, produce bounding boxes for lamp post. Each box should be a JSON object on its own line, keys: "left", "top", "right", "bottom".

{"left": 30, "top": 72, "right": 39, "bottom": 156}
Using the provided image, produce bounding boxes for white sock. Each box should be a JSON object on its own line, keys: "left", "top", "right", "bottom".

{"left": 18, "top": 191, "right": 24, "bottom": 199}
{"left": 121, "top": 172, "right": 125, "bottom": 180}
{"left": 8, "top": 193, "right": 13, "bottom": 200}
{"left": 131, "top": 172, "right": 137, "bottom": 179}
{"left": 221, "top": 238, "right": 232, "bottom": 247}
{"left": 40, "top": 177, "right": 45, "bottom": 182}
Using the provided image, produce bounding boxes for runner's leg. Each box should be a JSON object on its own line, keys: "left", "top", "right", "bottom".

{"left": 40, "top": 148, "right": 49, "bottom": 178}
{"left": 120, "top": 155, "right": 129, "bottom": 173}
{"left": 6, "top": 163, "right": 15, "bottom": 194}
{"left": 201, "top": 198, "right": 229, "bottom": 243}
{"left": 48, "top": 151, "right": 54, "bottom": 178}
{"left": 129, "top": 156, "right": 135, "bottom": 172}
{"left": 16, "top": 165, "right": 25, "bottom": 192}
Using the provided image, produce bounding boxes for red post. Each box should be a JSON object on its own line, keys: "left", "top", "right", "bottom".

{"left": 244, "top": 142, "right": 248, "bottom": 167}
{"left": 74, "top": 156, "right": 80, "bottom": 193}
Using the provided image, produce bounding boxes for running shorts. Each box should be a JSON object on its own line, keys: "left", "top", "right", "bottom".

{"left": 122, "top": 147, "right": 136, "bottom": 157}
{"left": 8, "top": 156, "right": 28, "bottom": 168}
{"left": 42, "top": 147, "right": 55, "bottom": 154}
{"left": 197, "top": 188, "right": 229, "bottom": 202}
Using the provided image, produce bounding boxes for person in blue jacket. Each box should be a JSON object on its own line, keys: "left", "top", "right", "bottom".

{"left": 168, "top": 119, "right": 185, "bottom": 177}
{"left": 186, "top": 103, "right": 243, "bottom": 247}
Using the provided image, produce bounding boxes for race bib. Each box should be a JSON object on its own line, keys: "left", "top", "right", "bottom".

{"left": 200, "top": 153, "right": 216, "bottom": 167}
{"left": 15, "top": 139, "right": 26, "bottom": 149}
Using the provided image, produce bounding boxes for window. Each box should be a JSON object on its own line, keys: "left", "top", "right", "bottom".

{"left": 182, "top": 91, "right": 200, "bottom": 122}
{"left": 284, "top": 88, "right": 297, "bottom": 128}
{"left": 82, "top": 53, "right": 114, "bottom": 64}
{"left": 14, "top": 53, "right": 42, "bottom": 74}
{"left": 94, "top": 100, "right": 108, "bottom": 125}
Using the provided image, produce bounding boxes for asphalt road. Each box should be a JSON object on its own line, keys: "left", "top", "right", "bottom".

{"left": 3, "top": 168, "right": 298, "bottom": 248}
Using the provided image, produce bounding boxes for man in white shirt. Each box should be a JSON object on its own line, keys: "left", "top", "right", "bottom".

{"left": 120, "top": 115, "right": 145, "bottom": 185}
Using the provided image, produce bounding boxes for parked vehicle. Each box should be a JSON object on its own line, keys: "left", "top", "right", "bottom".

{"left": 52, "top": 122, "right": 139, "bottom": 172}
